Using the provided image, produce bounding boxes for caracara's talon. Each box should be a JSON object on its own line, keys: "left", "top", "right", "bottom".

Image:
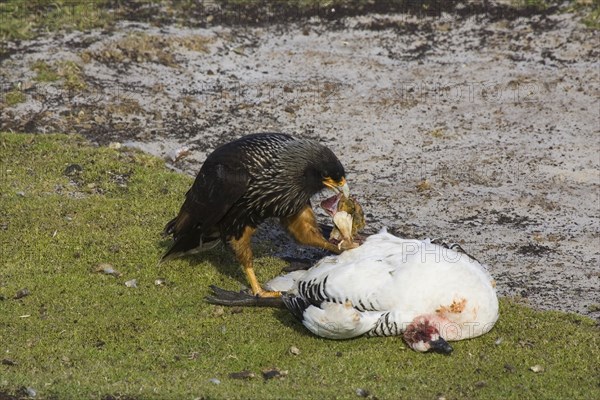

{"left": 206, "top": 285, "right": 284, "bottom": 307}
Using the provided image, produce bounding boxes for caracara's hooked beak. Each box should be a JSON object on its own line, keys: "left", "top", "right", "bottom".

{"left": 323, "top": 177, "right": 350, "bottom": 198}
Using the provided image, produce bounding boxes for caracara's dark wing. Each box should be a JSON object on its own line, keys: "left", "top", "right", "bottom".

{"left": 162, "top": 161, "right": 250, "bottom": 260}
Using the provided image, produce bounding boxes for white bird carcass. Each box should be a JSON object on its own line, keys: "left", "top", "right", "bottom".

{"left": 266, "top": 229, "right": 499, "bottom": 353}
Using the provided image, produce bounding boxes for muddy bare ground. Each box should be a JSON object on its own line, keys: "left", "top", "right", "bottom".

{"left": 1, "top": 3, "right": 598, "bottom": 319}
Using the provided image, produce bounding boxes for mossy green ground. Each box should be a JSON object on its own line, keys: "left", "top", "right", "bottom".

{"left": 0, "top": 133, "right": 598, "bottom": 399}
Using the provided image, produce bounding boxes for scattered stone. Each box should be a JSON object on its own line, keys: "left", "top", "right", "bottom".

{"left": 14, "top": 288, "right": 30, "bottom": 300}
{"left": 495, "top": 337, "right": 503, "bottom": 345}
{"left": 212, "top": 306, "right": 225, "bottom": 317}
{"left": 289, "top": 346, "right": 301, "bottom": 356}
{"left": 168, "top": 146, "right": 191, "bottom": 162}
{"left": 1, "top": 358, "right": 17, "bottom": 366}
{"left": 336, "top": 351, "right": 343, "bottom": 357}
{"left": 231, "top": 46, "right": 246, "bottom": 56}
{"left": 108, "top": 142, "right": 122, "bottom": 150}
{"left": 154, "top": 278, "right": 166, "bottom": 286}
{"left": 504, "top": 363, "right": 516, "bottom": 373}
{"left": 124, "top": 279, "right": 137, "bottom": 288}
{"left": 356, "top": 388, "right": 369, "bottom": 397}
{"left": 530, "top": 364, "right": 544, "bottom": 373}
{"left": 63, "top": 164, "right": 83, "bottom": 176}
{"left": 209, "top": 378, "right": 221, "bottom": 385}
{"left": 228, "top": 370, "right": 255, "bottom": 380}
{"left": 95, "top": 263, "right": 121, "bottom": 277}
{"left": 16, "top": 191, "right": 25, "bottom": 197}
{"left": 262, "top": 368, "right": 288, "bottom": 380}
{"left": 519, "top": 340, "right": 535, "bottom": 348}
{"left": 474, "top": 381, "right": 487, "bottom": 389}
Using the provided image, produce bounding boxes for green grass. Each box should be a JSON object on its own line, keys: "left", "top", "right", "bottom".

{"left": 581, "top": 0, "right": 600, "bottom": 29}
{"left": 0, "top": 0, "right": 112, "bottom": 41}
{"left": 2, "top": 89, "right": 26, "bottom": 106}
{"left": 0, "top": 133, "right": 599, "bottom": 399}
{"left": 32, "top": 61, "right": 60, "bottom": 82}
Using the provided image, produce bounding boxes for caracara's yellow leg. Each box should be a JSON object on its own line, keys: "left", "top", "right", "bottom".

{"left": 242, "top": 263, "right": 281, "bottom": 298}
{"left": 229, "top": 226, "right": 281, "bottom": 298}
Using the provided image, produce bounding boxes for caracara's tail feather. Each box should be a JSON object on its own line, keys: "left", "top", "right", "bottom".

{"left": 161, "top": 210, "right": 220, "bottom": 263}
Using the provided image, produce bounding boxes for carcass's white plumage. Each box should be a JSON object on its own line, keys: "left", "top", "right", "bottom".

{"left": 267, "top": 229, "right": 499, "bottom": 353}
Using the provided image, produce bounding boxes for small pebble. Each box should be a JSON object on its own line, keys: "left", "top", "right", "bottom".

{"left": 25, "top": 387, "right": 37, "bottom": 397}
{"left": 289, "top": 346, "right": 300, "bottom": 356}
{"left": 125, "top": 279, "right": 137, "bottom": 288}
{"left": 95, "top": 263, "right": 121, "bottom": 277}
{"left": 209, "top": 378, "right": 221, "bottom": 385}
{"left": 530, "top": 364, "right": 544, "bottom": 373}
{"left": 108, "top": 142, "right": 122, "bottom": 150}
{"left": 495, "top": 337, "right": 503, "bottom": 345}
{"left": 474, "top": 381, "right": 487, "bottom": 389}
{"left": 14, "top": 288, "right": 30, "bottom": 300}
{"left": 228, "top": 370, "right": 255, "bottom": 380}
{"left": 16, "top": 191, "right": 25, "bottom": 197}
{"left": 356, "top": 388, "right": 369, "bottom": 397}
{"left": 1, "top": 358, "right": 17, "bottom": 366}
{"left": 63, "top": 164, "right": 83, "bottom": 176}
{"left": 262, "top": 368, "right": 287, "bottom": 380}
{"left": 154, "top": 278, "right": 166, "bottom": 286}
{"left": 169, "top": 146, "right": 191, "bottom": 162}
{"left": 212, "top": 306, "right": 225, "bottom": 317}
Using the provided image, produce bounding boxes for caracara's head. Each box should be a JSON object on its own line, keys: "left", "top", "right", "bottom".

{"left": 279, "top": 139, "right": 348, "bottom": 198}
{"left": 304, "top": 143, "right": 347, "bottom": 197}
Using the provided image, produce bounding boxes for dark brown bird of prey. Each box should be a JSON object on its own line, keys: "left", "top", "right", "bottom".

{"left": 162, "top": 133, "right": 351, "bottom": 297}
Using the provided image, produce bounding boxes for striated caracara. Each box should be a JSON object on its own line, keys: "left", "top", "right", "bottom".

{"left": 162, "top": 133, "right": 352, "bottom": 297}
